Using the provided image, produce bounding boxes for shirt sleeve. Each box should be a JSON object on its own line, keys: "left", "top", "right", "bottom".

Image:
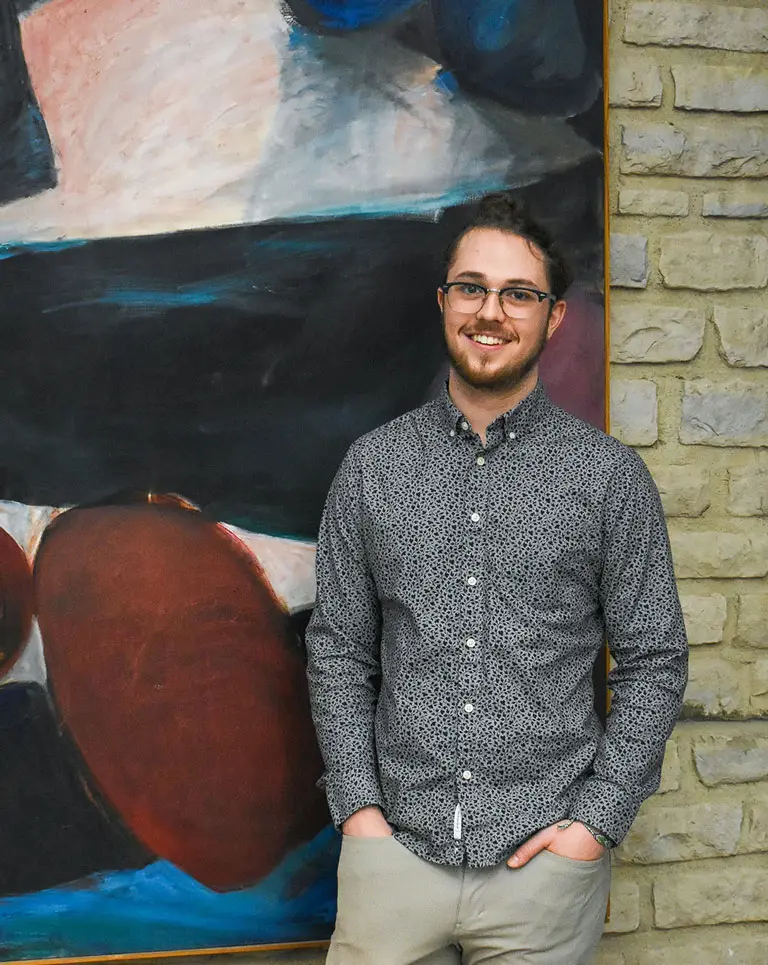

{"left": 305, "top": 442, "right": 385, "bottom": 828}
{"left": 569, "top": 448, "right": 689, "bottom": 844}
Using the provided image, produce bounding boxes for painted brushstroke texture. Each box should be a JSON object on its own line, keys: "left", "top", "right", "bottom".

{"left": 432, "top": 0, "right": 600, "bottom": 115}
{"left": 0, "top": 187, "right": 603, "bottom": 536}
{"left": 34, "top": 502, "right": 328, "bottom": 891}
{"left": 0, "top": 828, "right": 339, "bottom": 958}
{"left": 281, "top": 0, "right": 422, "bottom": 31}
{"left": 0, "top": 0, "right": 56, "bottom": 204}
{"left": 0, "top": 0, "right": 596, "bottom": 241}
{"left": 0, "top": 683, "right": 151, "bottom": 898}
{"left": 0, "top": 528, "right": 33, "bottom": 673}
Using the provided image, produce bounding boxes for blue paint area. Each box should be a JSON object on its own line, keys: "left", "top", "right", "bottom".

{"left": 432, "top": 0, "right": 599, "bottom": 116}
{"left": 0, "top": 240, "right": 89, "bottom": 261}
{"left": 469, "top": 0, "right": 519, "bottom": 52}
{"left": 0, "top": 826, "right": 340, "bottom": 960}
{"left": 284, "top": 0, "right": 420, "bottom": 31}
{"left": 0, "top": 2, "right": 57, "bottom": 205}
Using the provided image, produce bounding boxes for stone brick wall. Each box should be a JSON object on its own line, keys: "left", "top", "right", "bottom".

{"left": 227, "top": 3, "right": 768, "bottom": 963}
{"left": 603, "top": 0, "right": 768, "bottom": 961}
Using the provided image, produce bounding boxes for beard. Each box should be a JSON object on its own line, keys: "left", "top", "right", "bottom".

{"left": 444, "top": 319, "right": 550, "bottom": 394}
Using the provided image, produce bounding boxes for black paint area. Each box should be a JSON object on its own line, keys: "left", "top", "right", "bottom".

{"left": 0, "top": 167, "right": 602, "bottom": 539}
{"left": 0, "top": 683, "right": 151, "bottom": 897}
{"left": 0, "top": 0, "right": 56, "bottom": 205}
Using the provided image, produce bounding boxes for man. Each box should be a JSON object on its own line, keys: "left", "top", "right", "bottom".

{"left": 306, "top": 192, "right": 688, "bottom": 964}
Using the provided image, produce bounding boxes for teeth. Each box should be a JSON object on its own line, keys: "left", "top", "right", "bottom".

{"left": 470, "top": 334, "right": 506, "bottom": 345}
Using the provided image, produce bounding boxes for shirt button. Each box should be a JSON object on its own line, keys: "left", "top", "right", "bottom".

{"left": 476, "top": 456, "right": 486, "bottom": 466}
{"left": 509, "top": 431, "right": 516, "bottom": 440}
{"left": 461, "top": 421, "right": 469, "bottom": 431}
{"left": 464, "top": 703, "right": 474, "bottom": 713}
{"left": 449, "top": 429, "right": 455, "bottom": 437}
{"left": 466, "top": 638, "right": 476, "bottom": 649}
{"left": 467, "top": 576, "right": 477, "bottom": 586}
{"left": 462, "top": 770, "right": 472, "bottom": 781}
{"left": 470, "top": 512, "right": 480, "bottom": 522}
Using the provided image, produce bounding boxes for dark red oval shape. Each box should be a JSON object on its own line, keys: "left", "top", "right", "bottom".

{"left": 0, "top": 526, "right": 34, "bottom": 675}
{"left": 34, "top": 501, "right": 328, "bottom": 891}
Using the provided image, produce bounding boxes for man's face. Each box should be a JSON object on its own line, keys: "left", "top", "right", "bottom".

{"left": 437, "top": 228, "right": 566, "bottom": 393}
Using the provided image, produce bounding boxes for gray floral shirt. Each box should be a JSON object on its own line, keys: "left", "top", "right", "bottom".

{"left": 306, "top": 382, "right": 688, "bottom": 868}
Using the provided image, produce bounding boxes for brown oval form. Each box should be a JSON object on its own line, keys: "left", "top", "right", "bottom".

{"left": 0, "top": 527, "right": 34, "bottom": 675}
{"left": 34, "top": 501, "right": 328, "bottom": 891}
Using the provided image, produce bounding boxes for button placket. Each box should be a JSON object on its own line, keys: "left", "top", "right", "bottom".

{"left": 458, "top": 444, "right": 490, "bottom": 825}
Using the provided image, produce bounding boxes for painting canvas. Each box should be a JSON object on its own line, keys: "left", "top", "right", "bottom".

{"left": 0, "top": 0, "right": 606, "bottom": 958}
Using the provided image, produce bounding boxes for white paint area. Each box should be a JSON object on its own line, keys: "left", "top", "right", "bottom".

{"left": 0, "top": 0, "right": 594, "bottom": 242}
{"left": 220, "top": 523, "right": 316, "bottom": 615}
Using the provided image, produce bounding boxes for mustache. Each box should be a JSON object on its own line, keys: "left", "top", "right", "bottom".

{"left": 461, "top": 325, "right": 516, "bottom": 341}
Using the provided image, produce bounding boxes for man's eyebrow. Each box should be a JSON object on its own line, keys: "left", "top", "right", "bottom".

{"left": 452, "top": 271, "right": 542, "bottom": 287}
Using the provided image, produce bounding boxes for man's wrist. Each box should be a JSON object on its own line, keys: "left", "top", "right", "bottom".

{"left": 557, "top": 818, "right": 615, "bottom": 849}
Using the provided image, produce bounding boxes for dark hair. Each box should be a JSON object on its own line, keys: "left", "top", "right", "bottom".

{"left": 443, "top": 192, "right": 573, "bottom": 301}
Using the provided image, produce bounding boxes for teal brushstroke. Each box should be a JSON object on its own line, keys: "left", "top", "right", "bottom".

{"left": 0, "top": 240, "right": 89, "bottom": 261}
{"left": 0, "top": 825, "right": 339, "bottom": 960}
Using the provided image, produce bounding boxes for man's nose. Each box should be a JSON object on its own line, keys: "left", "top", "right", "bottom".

{"left": 476, "top": 289, "right": 506, "bottom": 322}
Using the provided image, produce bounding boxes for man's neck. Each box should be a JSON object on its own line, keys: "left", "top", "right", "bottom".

{"left": 448, "top": 368, "right": 539, "bottom": 445}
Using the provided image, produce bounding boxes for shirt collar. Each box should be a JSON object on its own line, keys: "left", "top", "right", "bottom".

{"left": 436, "top": 380, "right": 550, "bottom": 445}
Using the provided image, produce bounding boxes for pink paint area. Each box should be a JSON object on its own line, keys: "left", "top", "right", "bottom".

{"left": 18, "top": 0, "right": 286, "bottom": 236}
{"left": 539, "top": 285, "right": 606, "bottom": 430}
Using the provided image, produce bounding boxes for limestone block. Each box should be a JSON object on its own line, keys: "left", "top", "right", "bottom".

{"left": 618, "top": 188, "right": 689, "bottom": 217}
{"left": 621, "top": 121, "right": 768, "bottom": 178}
{"left": 658, "top": 739, "right": 681, "bottom": 794}
{"left": 653, "top": 466, "right": 710, "bottom": 518}
{"left": 610, "top": 305, "right": 703, "bottom": 362}
{"left": 729, "top": 460, "right": 768, "bottom": 516}
{"left": 610, "top": 234, "right": 649, "bottom": 289}
{"left": 610, "top": 380, "right": 657, "bottom": 446}
{"left": 680, "top": 380, "right": 768, "bottom": 448}
{"left": 618, "top": 802, "right": 742, "bottom": 864}
{"left": 653, "top": 864, "right": 768, "bottom": 928}
{"left": 660, "top": 234, "right": 768, "bottom": 291}
{"left": 594, "top": 941, "right": 628, "bottom": 965}
{"left": 673, "top": 66, "right": 768, "bottom": 112}
{"left": 610, "top": 66, "right": 663, "bottom": 107}
{"left": 668, "top": 527, "right": 768, "bottom": 579}
{"left": 603, "top": 879, "right": 640, "bottom": 934}
{"left": 704, "top": 190, "right": 768, "bottom": 219}
{"left": 714, "top": 307, "right": 768, "bottom": 367}
{"left": 693, "top": 733, "right": 768, "bottom": 786}
{"left": 640, "top": 935, "right": 768, "bottom": 964}
{"left": 679, "top": 594, "right": 727, "bottom": 645}
{"left": 744, "top": 798, "right": 768, "bottom": 852}
{"left": 749, "top": 661, "right": 768, "bottom": 715}
{"left": 625, "top": 2, "right": 768, "bottom": 54}
{"left": 736, "top": 595, "right": 768, "bottom": 648}
{"left": 682, "top": 654, "right": 744, "bottom": 719}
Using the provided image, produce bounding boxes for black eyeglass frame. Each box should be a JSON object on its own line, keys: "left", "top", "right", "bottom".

{"left": 440, "top": 282, "right": 557, "bottom": 316}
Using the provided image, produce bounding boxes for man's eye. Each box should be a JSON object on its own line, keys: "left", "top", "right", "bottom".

{"left": 457, "top": 284, "right": 484, "bottom": 296}
{"left": 504, "top": 288, "right": 538, "bottom": 303}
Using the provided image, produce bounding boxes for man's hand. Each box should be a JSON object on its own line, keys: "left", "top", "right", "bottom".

{"left": 507, "top": 820, "right": 607, "bottom": 868}
{"left": 341, "top": 805, "right": 393, "bottom": 837}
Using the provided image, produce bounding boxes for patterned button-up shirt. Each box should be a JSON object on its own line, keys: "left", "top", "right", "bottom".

{"left": 306, "top": 382, "right": 688, "bottom": 868}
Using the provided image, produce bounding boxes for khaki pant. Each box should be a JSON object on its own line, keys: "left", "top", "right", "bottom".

{"left": 327, "top": 835, "right": 610, "bottom": 965}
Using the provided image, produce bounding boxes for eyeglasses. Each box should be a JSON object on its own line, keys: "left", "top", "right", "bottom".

{"left": 440, "top": 282, "right": 556, "bottom": 319}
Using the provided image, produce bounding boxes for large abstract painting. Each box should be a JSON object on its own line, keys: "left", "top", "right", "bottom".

{"left": 0, "top": 0, "right": 606, "bottom": 958}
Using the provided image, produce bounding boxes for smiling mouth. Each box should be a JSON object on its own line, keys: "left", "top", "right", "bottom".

{"left": 467, "top": 333, "right": 509, "bottom": 346}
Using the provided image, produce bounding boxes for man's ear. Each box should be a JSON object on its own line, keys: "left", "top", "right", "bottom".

{"left": 437, "top": 287, "right": 445, "bottom": 311}
{"left": 546, "top": 300, "right": 567, "bottom": 341}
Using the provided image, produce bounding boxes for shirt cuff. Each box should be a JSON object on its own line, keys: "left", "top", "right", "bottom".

{"left": 569, "top": 777, "right": 639, "bottom": 846}
{"left": 319, "top": 771, "right": 386, "bottom": 830}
